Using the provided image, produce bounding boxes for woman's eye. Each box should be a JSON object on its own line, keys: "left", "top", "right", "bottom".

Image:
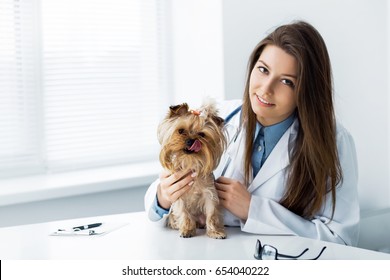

{"left": 178, "top": 129, "right": 185, "bottom": 134}
{"left": 257, "top": 66, "right": 268, "bottom": 74}
{"left": 198, "top": 132, "right": 205, "bottom": 138}
{"left": 282, "top": 79, "right": 295, "bottom": 88}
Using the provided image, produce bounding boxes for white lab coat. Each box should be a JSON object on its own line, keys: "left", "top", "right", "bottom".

{"left": 144, "top": 99, "right": 360, "bottom": 246}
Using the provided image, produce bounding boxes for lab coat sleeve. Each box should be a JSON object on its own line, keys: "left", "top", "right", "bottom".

{"left": 241, "top": 125, "right": 360, "bottom": 246}
{"left": 144, "top": 178, "right": 170, "bottom": 227}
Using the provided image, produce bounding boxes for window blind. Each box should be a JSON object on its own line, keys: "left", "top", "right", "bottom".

{"left": 0, "top": 0, "right": 43, "bottom": 177}
{"left": 0, "top": 0, "right": 169, "bottom": 177}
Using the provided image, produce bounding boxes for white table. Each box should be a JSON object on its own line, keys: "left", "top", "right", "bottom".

{"left": 1, "top": 211, "right": 389, "bottom": 260}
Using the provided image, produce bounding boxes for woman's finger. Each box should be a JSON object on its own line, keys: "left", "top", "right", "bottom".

{"left": 159, "top": 169, "right": 172, "bottom": 180}
{"left": 216, "top": 189, "right": 227, "bottom": 200}
{"left": 162, "top": 170, "right": 191, "bottom": 187}
{"left": 170, "top": 182, "right": 193, "bottom": 202}
{"left": 215, "top": 181, "right": 228, "bottom": 192}
{"left": 168, "top": 174, "right": 194, "bottom": 196}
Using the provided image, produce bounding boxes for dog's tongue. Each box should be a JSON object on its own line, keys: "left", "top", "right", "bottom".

{"left": 189, "top": 139, "right": 202, "bottom": 152}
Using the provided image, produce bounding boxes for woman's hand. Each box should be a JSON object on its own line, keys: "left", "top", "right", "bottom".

{"left": 157, "top": 169, "right": 196, "bottom": 209}
{"left": 215, "top": 176, "right": 251, "bottom": 221}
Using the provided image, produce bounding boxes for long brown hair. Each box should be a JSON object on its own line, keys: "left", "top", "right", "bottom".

{"left": 241, "top": 21, "right": 342, "bottom": 219}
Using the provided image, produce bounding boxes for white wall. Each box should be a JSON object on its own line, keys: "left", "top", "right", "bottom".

{"left": 0, "top": 186, "right": 147, "bottom": 227}
{"left": 222, "top": 0, "right": 390, "bottom": 212}
{"left": 170, "top": 0, "right": 225, "bottom": 108}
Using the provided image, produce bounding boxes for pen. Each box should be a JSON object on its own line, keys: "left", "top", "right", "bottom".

{"left": 72, "top": 223, "right": 102, "bottom": 231}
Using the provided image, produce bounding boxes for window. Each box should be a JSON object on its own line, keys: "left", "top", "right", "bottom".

{"left": 0, "top": 0, "right": 170, "bottom": 178}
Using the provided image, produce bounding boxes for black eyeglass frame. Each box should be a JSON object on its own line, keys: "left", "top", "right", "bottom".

{"left": 254, "top": 239, "right": 327, "bottom": 260}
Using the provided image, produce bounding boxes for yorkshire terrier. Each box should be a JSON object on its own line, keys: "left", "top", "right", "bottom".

{"left": 157, "top": 101, "right": 227, "bottom": 239}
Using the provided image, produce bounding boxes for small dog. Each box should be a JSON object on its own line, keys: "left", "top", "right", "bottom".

{"left": 158, "top": 101, "right": 227, "bottom": 239}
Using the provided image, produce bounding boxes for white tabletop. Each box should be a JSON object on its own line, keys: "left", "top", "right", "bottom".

{"left": 1, "top": 211, "right": 389, "bottom": 260}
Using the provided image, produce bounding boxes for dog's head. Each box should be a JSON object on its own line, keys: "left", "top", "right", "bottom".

{"left": 158, "top": 100, "right": 226, "bottom": 176}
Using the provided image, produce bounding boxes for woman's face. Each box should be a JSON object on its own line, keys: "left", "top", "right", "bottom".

{"left": 249, "top": 44, "right": 298, "bottom": 126}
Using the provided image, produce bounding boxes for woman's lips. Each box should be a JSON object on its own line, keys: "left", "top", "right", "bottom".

{"left": 256, "top": 95, "right": 274, "bottom": 106}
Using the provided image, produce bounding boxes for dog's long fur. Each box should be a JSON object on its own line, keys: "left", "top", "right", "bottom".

{"left": 158, "top": 101, "right": 227, "bottom": 238}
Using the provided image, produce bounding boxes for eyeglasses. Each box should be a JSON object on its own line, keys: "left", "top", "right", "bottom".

{"left": 254, "top": 239, "right": 326, "bottom": 260}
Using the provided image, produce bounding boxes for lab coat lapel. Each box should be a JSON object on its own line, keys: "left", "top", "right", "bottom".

{"left": 248, "top": 119, "right": 298, "bottom": 192}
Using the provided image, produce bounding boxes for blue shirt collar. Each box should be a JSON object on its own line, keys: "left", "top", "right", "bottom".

{"left": 254, "top": 113, "right": 296, "bottom": 153}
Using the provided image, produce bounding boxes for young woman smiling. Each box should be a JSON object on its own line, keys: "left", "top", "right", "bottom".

{"left": 145, "top": 21, "right": 359, "bottom": 246}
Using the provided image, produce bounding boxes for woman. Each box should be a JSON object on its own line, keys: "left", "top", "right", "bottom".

{"left": 144, "top": 21, "right": 359, "bottom": 246}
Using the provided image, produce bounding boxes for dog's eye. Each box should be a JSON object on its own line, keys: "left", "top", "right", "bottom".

{"left": 198, "top": 132, "right": 205, "bottom": 138}
{"left": 178, "top": 129, "right": 185, "bottom": 134}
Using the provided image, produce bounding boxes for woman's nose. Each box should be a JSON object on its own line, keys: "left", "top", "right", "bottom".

{"left": 261, "top": 78, "right": 275, "bottom": 95}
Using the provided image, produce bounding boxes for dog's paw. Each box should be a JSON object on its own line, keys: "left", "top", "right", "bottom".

{"left": 180, "top": 229, "right": 196, "bottom": 238}
{"left": 207, "top": 230, "right": 227, "bottom": 239}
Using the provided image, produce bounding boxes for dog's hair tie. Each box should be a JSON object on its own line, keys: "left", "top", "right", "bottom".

{"left": 190, "top": 109, "right": 207, "bottom": 118}
{"left": 189, "top": 109, "right": 200, "bottom": 115}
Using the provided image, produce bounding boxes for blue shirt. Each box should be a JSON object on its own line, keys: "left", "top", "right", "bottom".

{"left": 251, "top": 113, "right": 295, "bottom": 177}
{"left": 153, "top": 194, "right": 170, "bottom": 217}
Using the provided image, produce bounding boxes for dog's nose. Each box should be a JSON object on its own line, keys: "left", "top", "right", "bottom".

{"left": 185, "top": 139, "right": 195, "bottom": 147}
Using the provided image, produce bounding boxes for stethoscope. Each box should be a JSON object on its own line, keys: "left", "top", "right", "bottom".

{"left": 220, "top": 106, "right": 244, "bottom": 176}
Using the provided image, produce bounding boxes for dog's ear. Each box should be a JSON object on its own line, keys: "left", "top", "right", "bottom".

{"left": 211, "top": 115, "right": 224, "bottom": 127}
{"left": 168, "top": 103, "right": 189, "bottom": 118}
